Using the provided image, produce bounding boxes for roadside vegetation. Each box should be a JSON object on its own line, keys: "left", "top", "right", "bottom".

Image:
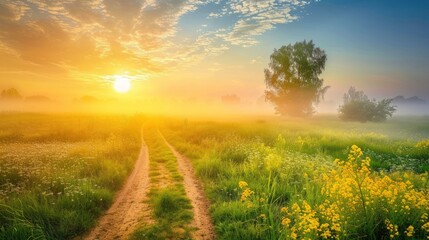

{"left": 0, "top": 113, "right": 141, "bottom": 239}
{"left": 163, "top": 116, "right": 429, "bottom": 239}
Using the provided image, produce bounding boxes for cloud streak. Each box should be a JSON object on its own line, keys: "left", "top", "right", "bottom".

{"left": 0, "top": 0, "right": 315, "bottom": 80}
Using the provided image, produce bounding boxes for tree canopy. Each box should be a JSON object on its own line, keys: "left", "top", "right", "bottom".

{"left": 338, "top": 87, "right": 396, "bottom": 122}
{"left": 0, "top": 88, "right": 22, "bottom": 101}
{"left": 264, "top": 40, "right": 328, "bottom": 117}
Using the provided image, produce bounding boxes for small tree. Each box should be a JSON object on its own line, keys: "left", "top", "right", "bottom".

{"left": 338, "top": 87, "right": 396, "bottom": 122}
{"left": 264, "top": 40, "right": 329, "bottom": 117}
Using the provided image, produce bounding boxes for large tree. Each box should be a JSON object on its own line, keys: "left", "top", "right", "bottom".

{"left": 264, "top": 40, "right": 328, "bottom": 117}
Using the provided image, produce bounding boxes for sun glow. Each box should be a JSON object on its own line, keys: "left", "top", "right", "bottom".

{"left": 113, "top": 76, "right": 131, "bottom": 93}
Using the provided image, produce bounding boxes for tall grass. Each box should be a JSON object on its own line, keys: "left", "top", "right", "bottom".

{"left": 0, "top": 114, "right": 141, "bottom": 239}
{"left": 163, "top": 117, "right": 429, "bottom": 239}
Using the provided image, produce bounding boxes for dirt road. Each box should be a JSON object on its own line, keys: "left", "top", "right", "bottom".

{"left": 86, "top": 131, "right": 215, "bottom": 240}
{"left": 161, "top": 133, "right": 216, "bottom": 240}
{"left": 85, "top": 139, "right": 152, "bottom": 240}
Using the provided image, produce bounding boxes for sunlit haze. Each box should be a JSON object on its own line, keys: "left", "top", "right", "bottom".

{"left": 113, "top": 76, "right": 131, "bottom": 93}
{"left": 0, "top": 0, "right": 428, "bottom": 115}
{"left": 1, "top": 1, "right": 429, "bottom": 238}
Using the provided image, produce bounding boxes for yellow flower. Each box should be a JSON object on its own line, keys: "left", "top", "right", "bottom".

{"left": 405, "top": 225, "right": 414, "bottom": 237}
{"left": 281, "top": 207, "right": 288, "bottom": 213}
{"left": 240, "top": 188, "right": 254, "bottom": 201}
{"left": 416, "top": 139, "right": 429, "bottom": 148}
{"left": 260, "top": 214, "right": 267, "bottom": 220}
{"left": 422, "top": 222, "right": 429, "bottom": 232}
{"left": 277, "top": 145, "right": 429, "bottom": 240}
{"left": 281, "top": 217, "right": 291, "bottom": 227}
{"left": 385, "top": 219, "right": 399, "bottom": 238}
{"left": 320, "top": 229, "right": 332, "bottom": 239}
{"left": 239, "top": 181, "right": 248, "bottom": 189}
{"left": 291, "top": 203, "right": 300, "bottom": 213}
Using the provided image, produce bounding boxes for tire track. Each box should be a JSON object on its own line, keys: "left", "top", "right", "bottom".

{"left": 85, "top": 135, "right": 152, "bottom": 240}
{"left": 160, "top": 132, "right": 216, "bottom": 240}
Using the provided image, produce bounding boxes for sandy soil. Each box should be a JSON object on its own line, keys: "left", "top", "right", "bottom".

{"left": 161, "top": 133, "right": 216, "bottom": 240}
{"left": 85, "top": 131, "right": 215, "bottom": 240}
{"left": 85, "top": 139, "right": 152, "bottom": 240}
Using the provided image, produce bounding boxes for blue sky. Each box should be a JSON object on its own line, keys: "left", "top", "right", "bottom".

{"left": 237, "top": 0, "right": 427, "bottom": 96}
{"left": 163, "top": 0, "right": 429, "bottom": 105}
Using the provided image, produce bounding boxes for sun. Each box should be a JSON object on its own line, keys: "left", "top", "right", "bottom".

{"left": 113, "top": 76, "right": 131, "bottom": 93}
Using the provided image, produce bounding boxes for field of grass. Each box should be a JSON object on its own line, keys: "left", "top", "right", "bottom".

{"left": 162, "top": 116, "right": 429, "bottom": 239}
{"left": 0, "top": 113, "right": 141, "bottom": 239}
{"left": 1, "top": 113, "right": 428, "bottom": 239}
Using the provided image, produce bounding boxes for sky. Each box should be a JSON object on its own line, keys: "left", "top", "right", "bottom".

{"left": 0, "top": 0, "right": 428, "bottom": 114}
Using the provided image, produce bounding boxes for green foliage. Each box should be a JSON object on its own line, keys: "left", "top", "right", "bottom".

{"left": 163, "top": 117, "right": 429, "bottom": 239}
{"left": 0, "top": 203, "right": 46, "bottom": 240}
{"left": 153, "top": 189, "right": 193, "bottom": 221}
{"left": 2, "top": 114, "right": 428, "bottom": 239}
{"left": 339, "top": 87, "right": 396, "bottom": 122}
{"left": 0, "top": 114, "right": 141, "bottom": 239}
{"left": 264, "top": 40, "right": 328, "bottom": 117}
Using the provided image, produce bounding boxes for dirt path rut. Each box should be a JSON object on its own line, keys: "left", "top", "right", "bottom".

{"left": 85, "top": 138, "right": 152, "bottom": 240}
{"left": 161, "top": 133, "right": 216, "bottom": 240}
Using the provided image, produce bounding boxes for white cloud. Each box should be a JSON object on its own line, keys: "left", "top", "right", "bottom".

{"left": 0, "top": 0, "right": 315, "bottom": 77}
{"left": 207, "top": 0, "right": 308, "bottom": 46}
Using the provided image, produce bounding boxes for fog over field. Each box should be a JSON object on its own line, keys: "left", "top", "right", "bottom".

{"left": 1, "top": 1, "right": 429, "bottom": 239}
{"left": 1, "top": 88, "right": 428, "bottom": 117}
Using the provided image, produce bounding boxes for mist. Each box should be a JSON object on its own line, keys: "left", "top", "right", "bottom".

{"left": 1, "top": 87, "right": 428, "bottom": 118}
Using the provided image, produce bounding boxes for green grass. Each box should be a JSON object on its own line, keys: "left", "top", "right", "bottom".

{"left": 132, "top": 127, "right": 193, "bottom": 240}
{"left": 162, "top": 116, "right": 429, "bottom": 239}
{"left": 165, "top": 116, "right": 429, "bottom": 172}
{"left": 0, "top": 114, "right": 141, "bottom": 239}
{"left": 2, "top": 114, "right": 428, "bottom": 239}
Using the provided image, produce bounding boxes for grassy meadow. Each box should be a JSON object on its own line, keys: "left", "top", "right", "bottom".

{"left": 0, "top": 113, "right": 429, "bottom": 239}
{"left": 0, "top": 113, "right": 141, "bottom": 239}
{"left": 161, "top": 116, "right": 429, "bottom": 239}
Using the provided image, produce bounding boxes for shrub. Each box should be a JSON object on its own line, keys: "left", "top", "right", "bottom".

{"left": 338, "top": 87, "right": 396, "bottom": 122}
